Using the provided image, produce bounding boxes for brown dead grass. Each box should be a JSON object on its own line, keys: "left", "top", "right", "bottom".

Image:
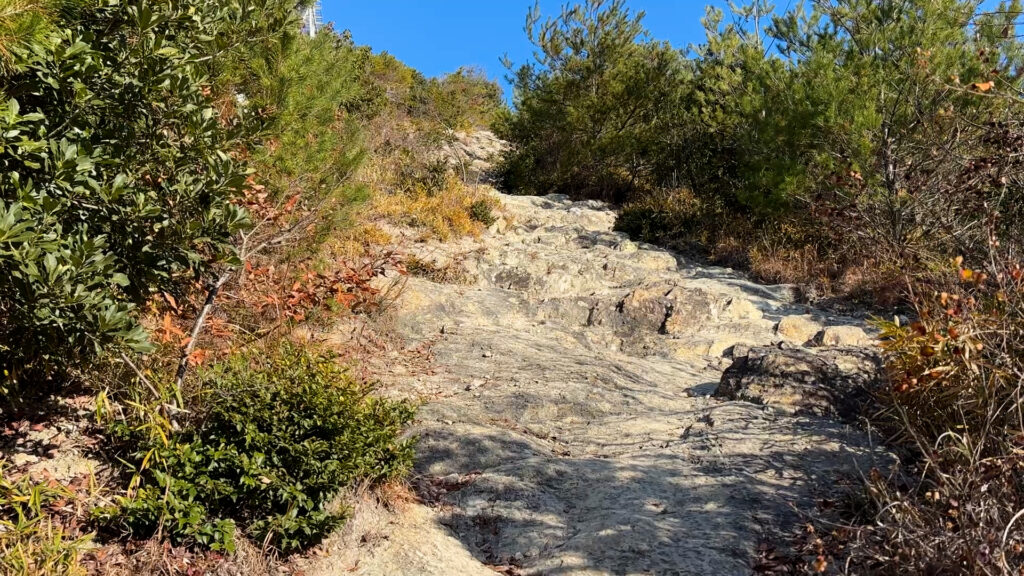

{"left": 89, "top": 536, "right": 274, "bottom": 576}
{"left": 330, "top": 223, "right": 394, "bottom": 261}
{"left": 366, "top": 170, "right": 495, "bottom": 242}
{"left": 404, "top": 255, "right": 474, "bottom": 285}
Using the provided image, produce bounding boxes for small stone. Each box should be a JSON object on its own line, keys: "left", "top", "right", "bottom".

{"left": 776, "top": 315, "right": 824, "bottom": 344}
{"left": 11, "top": 453, "right": 38, "bottom": 467}
{"left": 27, "top": 427, "right": 58, "bottom": 444}
{"left": 614, "top": 240, "right": 638, "bottom": 253}
{"left": 465, "top": 379, "right": 485, "bottom": 391}
{"left": 644, "top": 499, "right": 668, "bottom": 514}
{"left": 482, "top": 351, "right": 493, "bottom": 358}
{"left": 487, "top": 217, "right": 508, "bottom": 235}
{"left": 728, "top": 343, "right": 752, "bottom": 358}
{"left": 818, "top": 325, "right": 873, "bottom": 347}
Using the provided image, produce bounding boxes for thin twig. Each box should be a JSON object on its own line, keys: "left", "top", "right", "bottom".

{"left": 173, "top": 269, "right": 233, "bottom": 393}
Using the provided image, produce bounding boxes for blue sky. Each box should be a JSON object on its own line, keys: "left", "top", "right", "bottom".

{"left": 321, "top": 1, "right": 734, "bottom": 99}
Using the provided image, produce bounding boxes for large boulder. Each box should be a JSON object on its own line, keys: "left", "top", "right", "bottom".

{"left": 662, "top": 287, "right": 723, "bottom": 334}
{"left": 619, "top": 282, "right": 679, "bottom": 332}
{"left": 714, "top": 345, "right": 884, "bottom": 419}
{"left": 600, "top": 281, "right": 763, "bottom": 337}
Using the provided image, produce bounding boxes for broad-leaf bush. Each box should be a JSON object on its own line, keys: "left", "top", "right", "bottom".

{"left": 0, "top": 0, "right": 269, "bottom": 387}
{"left": 99, "top": 344, "right": 414, "bottom": 554}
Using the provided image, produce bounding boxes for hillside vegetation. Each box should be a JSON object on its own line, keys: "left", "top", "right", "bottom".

{"left": 0, "top": 0, "right": 501, "bottom": 572}
{"left": 5, "top": 0, "right": 1024, "bottom": 573}
{"left": 498, "top": 0, "right": 1024, "bottom": 572}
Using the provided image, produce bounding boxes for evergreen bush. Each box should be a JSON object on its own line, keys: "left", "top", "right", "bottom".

{"left": 100, "top": 344, "right": 415, "bottom": 554}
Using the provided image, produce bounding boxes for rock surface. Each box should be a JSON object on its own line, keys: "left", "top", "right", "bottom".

{"left": 440, "top": 130, "right": 508, "bottom": 181}
{"left": 311, "top": 190, "right": 891, "bottom": 576}
{"left": 715, "top": 345, "right": 884, "bottom": 418}
{"left": 818, "top": 324, "right": 874, "bottom": 347}
{"left": 775, "top": 314, "right": 823, "bottom": 344}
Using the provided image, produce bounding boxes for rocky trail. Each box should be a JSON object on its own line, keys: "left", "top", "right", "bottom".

{"left": 307, "top": 190, "right": 894, "bottom": 576}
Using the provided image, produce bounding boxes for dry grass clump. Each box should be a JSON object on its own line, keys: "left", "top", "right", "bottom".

{"left": 404, "top": 255, "right": 474, "bottom": 285}
{"left": 347, "top": 104, "right": 503, "bottom": 248}
{"left": 777, "top": 254, "right": 1024, "bottom": 574}
{"left": 369, "top": 178, "right": 496, "bottom": 241}
{"left": 329, "top": 223, "right": 394, "bottom": 262}
{"left": 615, "top": 188, "right": 908, "bottom": 307}
{"left": 89, "top": 536, "right": 274, "bottom": 576}
{"left": 357, "top": 124, "right": 500, "bottom": 242}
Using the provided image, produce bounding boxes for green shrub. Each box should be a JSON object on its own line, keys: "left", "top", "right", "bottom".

{"left": 0, "top": 0, "right": 282, "bottom": 386}
{"left": 99, "top": 344, "right": 415, "bottom": 553}
{"left": 0, "top": 0, "right": 52, "bottom": 74}
{"left": 247, "top": 30, "right": 373, "bottom": 204}
{"left": 496, "top": 0, "right": 687, "bottom": 200}
{"left": 238, "top": 29, "right": 378, "bottom": 259}
{"left": 614, "top": 188, "right": 708, "bottom": 246}
{"left": 411, "top": 66, "right": 503, "bottom": 133}
{"left": 468, "top": 198, "right": 497, "bottom": 226}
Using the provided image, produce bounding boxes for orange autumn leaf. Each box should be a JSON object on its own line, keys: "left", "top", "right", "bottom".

{"left": 188, "top": 348, "right": 211, "bottom": 366}
{"left": 159, "top": 313, "right": 185, "bottom": 343}
{"left": 206, "top": 317, "right": 233, "bottom": 338}
{"left": 162, "top": 292, "right": 179, "bottom": 312}
{"left": 283, "top": 194, "right": 301, "bottom": 212}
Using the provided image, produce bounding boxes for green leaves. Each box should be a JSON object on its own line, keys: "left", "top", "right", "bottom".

{"left": 497, "top": 0, "right": 687, "bottom": 200}
{"left": 0, "top": 0, "right": 290, "bottom": 385}
{"left": 101, "top": 344, "right": 415, "bottom": 553}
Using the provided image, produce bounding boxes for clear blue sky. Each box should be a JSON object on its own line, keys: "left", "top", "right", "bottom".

{"left": 321, "top": 1, "right": 733, "bottom": 99}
